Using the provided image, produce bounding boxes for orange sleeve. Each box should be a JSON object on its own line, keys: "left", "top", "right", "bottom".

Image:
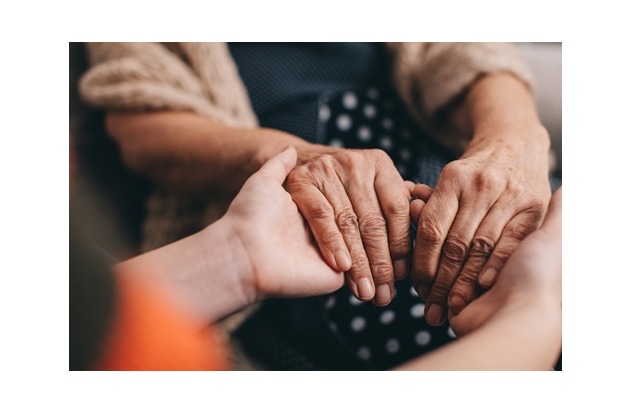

{"left": 93, "top": 272, "right": 229, "bottom": 371}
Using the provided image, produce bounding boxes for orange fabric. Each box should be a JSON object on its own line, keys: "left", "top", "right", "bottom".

{"left": 93, "top": 273, "right": 229, "bottom": 371}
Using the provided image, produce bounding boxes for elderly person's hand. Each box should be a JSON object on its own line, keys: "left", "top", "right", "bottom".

{"left": 448, "top": 187, "right": 561, "bottom": 337}
{"left": 411, "top": 73, "right": 553, "bottom": 326}
{"left": 286, "top": 144, "right": 411, "bottom": 306}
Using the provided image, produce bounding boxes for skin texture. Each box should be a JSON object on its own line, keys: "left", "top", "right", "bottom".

{"left": 117, "top": 153, "right": 562, "bottom": 370}
{"left": 411, "top": 73, "right": 552, "bottom": 326}
{"left": 397, "top": 187, "right": 561, "bottom": 370}
{"left": 116, "top": 147, "right": 345, "bottom": 323}
{"left": 106, "top": 73, "right": 550, "bottom": 314}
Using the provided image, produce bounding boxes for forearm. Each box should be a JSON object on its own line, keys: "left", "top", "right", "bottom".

{"left": 396, "top": 297, "right": 561, "bottom": 370}
{"left": 453, "top": 73, "right": 550, "bottom": 157}
{"left": 106, "top": 111, "right": 309, "bottom": 196}
{"left": 113, "top": 217, "right": 254, "bottom": 326}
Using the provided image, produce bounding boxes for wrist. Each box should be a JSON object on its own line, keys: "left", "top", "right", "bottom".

{"left": 463, "top": 122, "right": 550, "bottom": 161}
{"left": 192, "top": 217, "right": 257, "bottom": 319}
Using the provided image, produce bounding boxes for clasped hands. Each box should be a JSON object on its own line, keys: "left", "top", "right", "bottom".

{"left": 226, "top": 141, "right": 552, "bottom": 329}
{"left": 284, "top": 141, "right": 550, "bottom": 327}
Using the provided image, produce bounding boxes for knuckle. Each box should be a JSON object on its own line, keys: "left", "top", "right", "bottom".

{"left": 454, "top": 269, "right": 480, "bottom": 290}
{"left": 320, "top": 229, "right": 342, "bottom": 249}
{"left": 358, "top": 212, "right": 387, "bottom": 234}
{"left": 370, "top": 260, "right": 394, "bottom": 283}
{"left": 428, "top": 278, "right": 452, "bottom": 301}
{"left": 389, "top": 235, "right": 411, "bottom": 259}
{"left": 473, "top": 169, "right": 503, "bottom": 190}
{"left": 340, "top": 151, "right": 365, "bottom": 172}
{"left": 308, "top": 201, "right": 334, "bottom": 221}
{"left": 382, "top": 196, "right": 409, "bottom": 217}
{"left": 470, "top": 236, "right": 496, "bottom": 257}
{"left": 442, "top": 236, "right": 469, "bottom": 263}
{"left": 506, "top": 221, "right": 535, "bottom": 241}
{"left": 417, "top": 217, "right": 444, "bottom": 246}
{"left": 370, "top": 148, "right": 389, "bottom": 161}
{"left": 491, "top": 246, "right": 514, "bottom": 264}
{"left": 335, "top": 209, "right": 359, "bottom": 234}
{"left": 441, "top": 161, "right": 465, "bottom": 179}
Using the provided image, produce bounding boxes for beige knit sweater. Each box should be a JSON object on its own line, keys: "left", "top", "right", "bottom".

{"left": 79, "top": 42, "right": 533, "bottom": 252}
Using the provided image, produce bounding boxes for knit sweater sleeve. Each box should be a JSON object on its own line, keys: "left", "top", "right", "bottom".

{"left": 78, "top": 42, "right": 257, "bottom": 128}
{"left": 386, "top": 42, "right": 535, "bottom": 154}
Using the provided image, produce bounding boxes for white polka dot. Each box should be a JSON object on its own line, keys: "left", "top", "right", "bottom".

{"left": 410, "top": 303, "right": 425, "bottom": 318}
{"left": 382, "top": 117, "right": 394, "bottom": 130}
{"left": 415, "top": 330, "right": 432, "bottom": 346}
{"left": 357, "top": 346, "right": 371, "bottom": 360}
{"left": 343, "top": 92, "right": 358, "bottom": 110}
{"left": 349, "top": 295, "right": 364, "bottom": 306}
{"left": 357, "top": 126, "right": 372, "bottom": 142}
{"left": 409, "top": 286, "right": 418, "bottom": 296}
{"left": 350, "top": 316, "right": 367, "bottom": 332}
{"left": 400, "top": 148, "right": 412, "bottom": 161}
{"left": 447, "top": 327, "right": 457, "bottom": 339}
{"left": 324, "top": 296, "right": 336, "bottom": 309}
{"left": 367, "top": 88, "right": 379, "bottom": 99}
{"left": 336, "top": 114, "right": 352, "bottom": 131}
{"left": 319, "top": 105, "right": 330, "bottom": 122}
{"left": 329, "top": 139, "right": 344, "bottom": 148}
{"left": 380, "top": 310, "right": 396, "bottom": 325}
{"left": 329, "top": 322, "right": 338, "bottom": 332}
{"left": 385, "top": 338, "right": 400, "bottom": 353}
{"left": 363, "top": 104, "right": 377, "bottom": 119}
{"left": 379, "top": 136, "right": 393, "bottom": 150}
{"left": 397, "top": 165, "right": 407, "bottom": 176}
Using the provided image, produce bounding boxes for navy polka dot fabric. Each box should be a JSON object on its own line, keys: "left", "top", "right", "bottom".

{"left": 229, "top": 43, "right": 561, "bottom": 370}
{"left": 316, "top": 86, "right": 458, "bottom": 369}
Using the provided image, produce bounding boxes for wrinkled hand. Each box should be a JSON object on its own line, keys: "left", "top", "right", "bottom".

{"left": 412, "top": 143, "right": 551, "bottom": 326}
{"left": 225, "top": 147, "right": 344, "bottom": 300}
{"left": 286, "top": 145, "right": 411, "bottom": 306}
{"left": 448, "top": 187, "right": 561, "bottom": 337}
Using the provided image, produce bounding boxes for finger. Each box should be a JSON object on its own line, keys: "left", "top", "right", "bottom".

{"left": 255, "top": 146, "right": 297, "bottom": 183}
{"left": 405, "top": 180, "right": 416, "bottom": 194}
{"left": 321, "top": 177, "right": 375, "bottom": 301}
{"left": 412, "top": 185, "right": 459, "bottom": 301}
{"left": 346, "top": 177, "right": 395, "bottom": 306}
{"left": 410, "top": 197, "right": 427, "bottom": 224}
{"left": 424, "top": 197, "right": 494, "bottom": 326}
{"left": 375, "top": 168, "right": 412, "bottom": 281}
{"left": 447, "top": 203, "right": 515, "bottom": 314}
{"left": 410, "top": 183, "right": 434, "bottom": 203}
{"left": 478, "top": 209, "right": 544, "bottom": 288}
{"left": 288, "top": 182, "right": 352, "bottom": 273}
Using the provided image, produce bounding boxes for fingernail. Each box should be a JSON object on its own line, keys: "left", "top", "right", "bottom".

{"left": 374, "top": 284, "right": 392, "bottom": 306}
{"left": 334, "top": 250, "right": 352, "bottom": 271}
{"left": 479, "top": 268, "right": 497, "bottom": 287}
{"left": 393, "top": 259, "right": 407, "bottom": 279}
{"left": 449, "top": 294, "right": 466, "bottom": 314}
{"left": 357, "top": 278, "right": 375, "bottom": 300}
{"left": 426, "top": 304, "right": 443, "bottom": 326}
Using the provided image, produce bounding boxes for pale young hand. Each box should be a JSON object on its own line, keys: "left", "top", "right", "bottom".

{"left": 412, "top": 137, "right": 551, "bottom": 326}
{"left": 286, "top": 145, "right": 411, "bottom": 306}
{"left": 225, "top": 146, "right": 345, "bottom": 301}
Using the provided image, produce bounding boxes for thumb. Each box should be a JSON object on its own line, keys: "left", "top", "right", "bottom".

{"left": 255, "top": 146, "right": 298, "bottom": 184}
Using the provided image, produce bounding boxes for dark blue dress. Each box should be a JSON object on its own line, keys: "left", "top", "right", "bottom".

{"left": 229, "top": 42, "right": 561, "bottom": 370}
